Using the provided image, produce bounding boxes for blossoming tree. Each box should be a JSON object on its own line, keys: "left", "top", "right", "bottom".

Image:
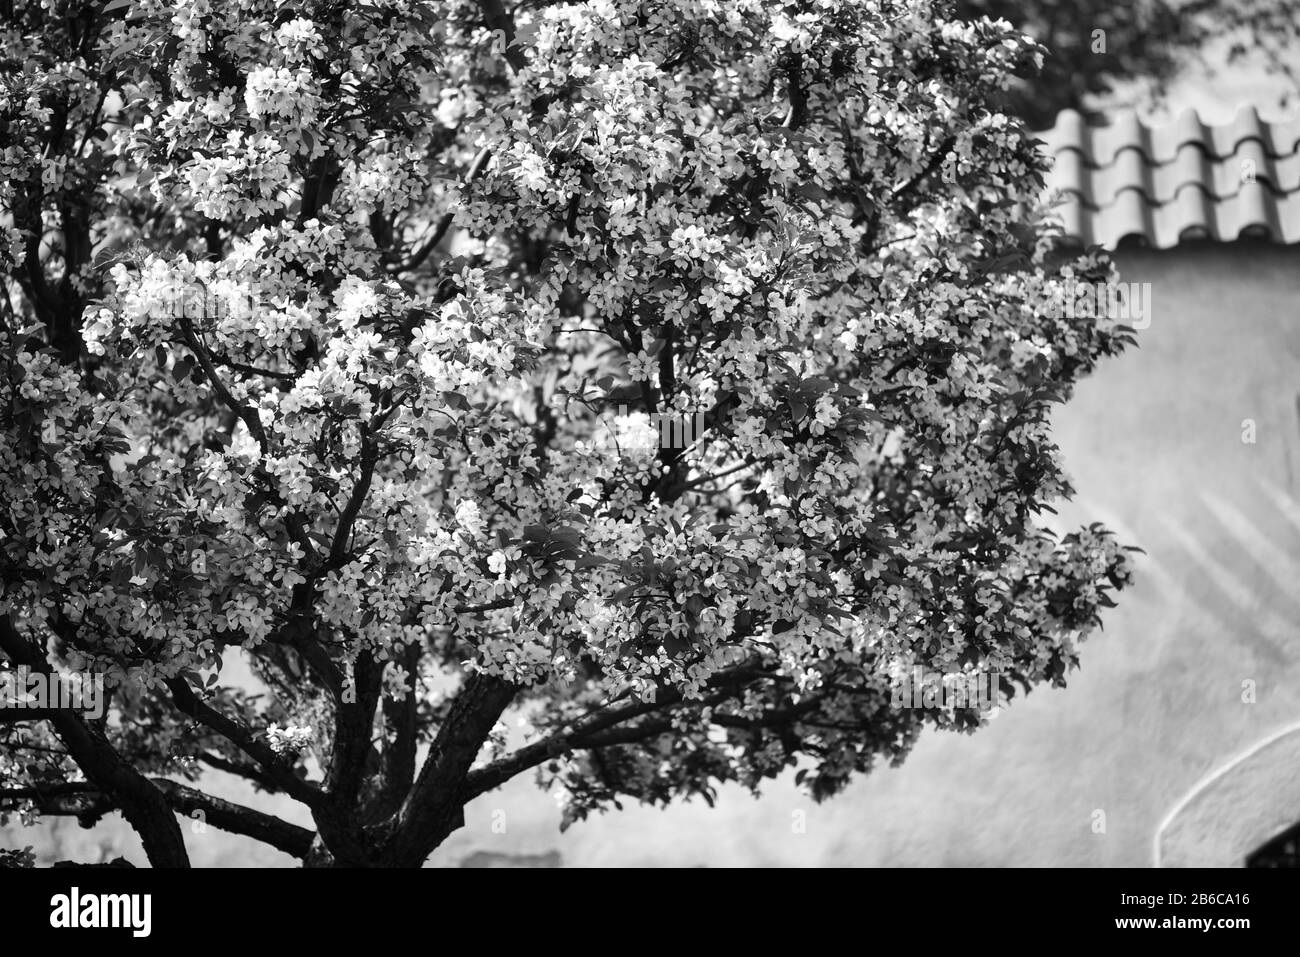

{"left": 0, "top": 0, "right": 1136, "bottom": 867}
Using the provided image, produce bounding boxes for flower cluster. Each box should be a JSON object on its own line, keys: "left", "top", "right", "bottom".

{"left": 266, "top": 724, "right": 314, "bottom": 757}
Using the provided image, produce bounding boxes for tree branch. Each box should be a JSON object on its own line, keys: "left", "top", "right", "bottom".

{"left": 151, "top": 780, "right": 315, "bottom": 859}
{"left": 0, "top": 783, "right": 115, "bottom": 825}
{"left": 177, "top": 314, "right": 269, "bottom": 454}
{"left": 389, "top": 146, "right": 492, "bottom": 274}
{"left": 0, "top": 781, "right": 317, "bottom": 859}
{"left": 166, "top": 676, "right": 323, "bottom": 809}
{"left": 373, "top": 643, "right": 420, "bottom": 818}
{"left": 0, "top": 616, "right": 190, "bottom": 867}
{"left": 891, "top": 134, "right": 957, "bottom": 204}
{"left": 322, "top": 649, "right": 382, "bottom": 805}
{"left": 390, "top": 671, "right": 516, "bottom": 865}
{"left": 463, "top": 660, "right": 765, "bottom": 800}
{"left": 325, "top": 429, "right": 378, "bottom": 569}
{"left": 198, "top": 751, "right": 284, "bottom": 793}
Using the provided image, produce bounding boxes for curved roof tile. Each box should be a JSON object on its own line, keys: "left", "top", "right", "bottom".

{"left": 1038, "top": 107, "right": 1300, "bottom": 248}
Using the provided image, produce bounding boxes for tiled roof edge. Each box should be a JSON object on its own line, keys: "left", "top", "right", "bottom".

{"left": 1037, "top": 107, "right": 1300, "bottom": 249}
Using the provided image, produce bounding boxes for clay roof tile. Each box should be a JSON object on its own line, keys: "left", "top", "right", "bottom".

{"left": 1039, "top": 107, "right": 1300, "bottom": 248}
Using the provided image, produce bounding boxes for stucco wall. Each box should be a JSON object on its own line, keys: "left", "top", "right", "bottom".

{"left": 8, "top": 243, "right": 1300, "bottom": 867}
